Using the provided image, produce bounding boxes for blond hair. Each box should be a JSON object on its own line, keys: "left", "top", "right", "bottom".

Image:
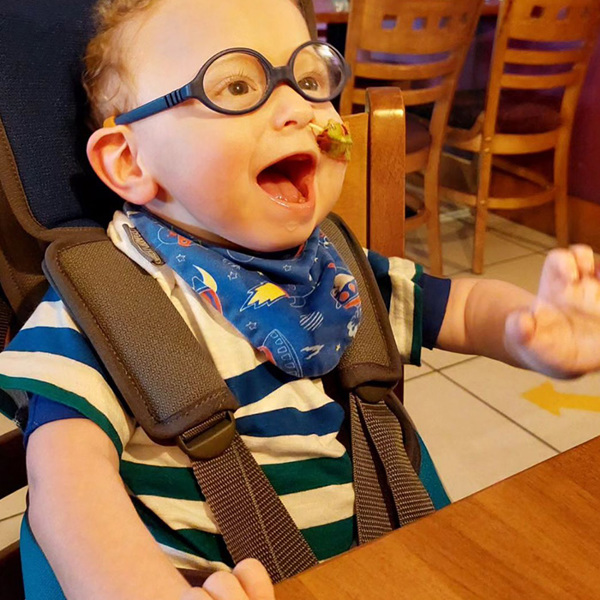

{"left": 82, "top": 0, "right": 163, "bottom": 129}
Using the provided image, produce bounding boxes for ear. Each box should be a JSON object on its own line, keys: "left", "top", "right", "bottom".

{"left": 86, "top": 125, "right": 159, "bottom": 205}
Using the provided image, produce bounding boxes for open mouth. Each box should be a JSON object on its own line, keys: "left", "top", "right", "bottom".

{"left": 257, "top": 154, "right": 316, "bottom": 206}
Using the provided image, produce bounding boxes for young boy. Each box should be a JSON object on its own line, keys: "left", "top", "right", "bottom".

{"left": 1, "top": 0, "right": 600, "bottom": 598}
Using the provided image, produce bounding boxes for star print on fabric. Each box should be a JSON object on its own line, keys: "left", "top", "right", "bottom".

{"left": 176, "top": 254, "right": 186, "bottom": 262}
{"left": 228, "top": 271, "right": 239, "bottom": 280}
{"left": 283, "top": 264, "right": 292, "bottom": 272}
{"left": 246, "top": 322, "right": 258, "bottom": 331}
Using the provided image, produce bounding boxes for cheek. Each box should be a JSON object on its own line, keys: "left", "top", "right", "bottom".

{"left": 140, "top": 123, "right": 253, "bottom": 197}
{"left": 317, "top": 160, "right": 347, "bottom": 211}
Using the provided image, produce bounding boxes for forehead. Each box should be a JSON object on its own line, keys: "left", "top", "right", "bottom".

{"left": 128, "top": 0, "right": 311, "bottom": 98}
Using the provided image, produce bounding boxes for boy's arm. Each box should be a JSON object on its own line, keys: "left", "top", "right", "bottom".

{"left": 27, "top": 418, "right": 273, "bottom": 600}
{"left": 436, "top": 277, "right": 534, "bottom": 367}
{"left": 436, "top": 246, "right": 600, "bottom": 378}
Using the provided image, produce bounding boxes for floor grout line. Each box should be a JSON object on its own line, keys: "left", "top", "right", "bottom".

{"left": 435, "top": 369, "right": 562, "bottom": 454}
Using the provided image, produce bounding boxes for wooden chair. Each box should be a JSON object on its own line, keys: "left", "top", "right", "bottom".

{"left": 340, "top": 0, "right": 484, "bottom": 276}
{"left": 338, "top": 87, "right": 406, "bottom": 257}
{"left": 442, "top": 0, "right": 600, "bottom": 274}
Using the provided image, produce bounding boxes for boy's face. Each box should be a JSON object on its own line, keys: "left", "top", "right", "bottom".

{"left": 123, "top": 0, "right": 346, "bottom": 251}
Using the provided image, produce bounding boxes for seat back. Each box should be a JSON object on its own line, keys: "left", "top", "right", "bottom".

{"left": 0, "top": 1, "right": 408, "bottom": 594}
{"left": 340, "top": 0, "right": 483, "bottom": 119}
{"left": 0, "top": 0, "right": 119, "bottom": 333}
{"left": 482, "top": 0, "right": 600, "bottom": 153}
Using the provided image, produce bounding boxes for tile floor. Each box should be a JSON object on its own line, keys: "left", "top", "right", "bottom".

{"left": 403, "top": 205, "right": 600, "bottom": 501}
{"left": 1, "top": 205, "right": 600, "bottom": 553}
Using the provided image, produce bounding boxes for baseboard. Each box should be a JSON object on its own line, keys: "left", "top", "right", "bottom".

{"left": 494, "top": 196, "right": 600, "bottom": 254}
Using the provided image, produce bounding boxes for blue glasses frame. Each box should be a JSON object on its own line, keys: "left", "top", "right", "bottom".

{"left": 110, "top": 41, "right": 350, "bottom": 126}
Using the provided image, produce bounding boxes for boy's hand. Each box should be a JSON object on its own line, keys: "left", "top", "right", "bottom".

{"left": 181, "top": 559, "right": 275, "bottom": 600}
{"left": 504, "top": 245, "right": 600, "bottom": 378}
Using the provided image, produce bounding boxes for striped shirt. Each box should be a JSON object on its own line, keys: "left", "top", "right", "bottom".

{"left": 0, "top": 212, "right": 450, "bottom": 573}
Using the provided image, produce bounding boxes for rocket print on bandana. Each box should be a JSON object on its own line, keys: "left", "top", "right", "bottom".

{"left": 127, "top": 206, "right": 362, "bottom": 378}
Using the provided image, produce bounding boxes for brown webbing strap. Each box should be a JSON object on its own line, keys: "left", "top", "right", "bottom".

{"left": 349, "top": 393, "right": 395, "bottom": 544}
{"left": 0, "top": 293, "right": 10, "bottom": 351}
{"left": 184, "top": 426, "right": 318, "bottom": 583}
{"left": 352, "top": 393, "right": 434, "bottom": 540}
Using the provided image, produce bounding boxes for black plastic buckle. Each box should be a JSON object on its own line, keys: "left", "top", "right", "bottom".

{"left": 177, "top": 411, "right": 236, "bottom": 460}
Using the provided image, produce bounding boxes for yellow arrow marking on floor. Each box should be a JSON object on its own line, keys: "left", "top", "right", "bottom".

{"left": 522, "top": 382, "right": 600, "bottom": 416}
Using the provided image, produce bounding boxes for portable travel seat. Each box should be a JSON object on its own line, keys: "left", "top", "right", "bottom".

{"left": 0, "top": 2, "right": 118, "bottom": 596}
{"left": 0, "top": 0, "right": 448, "bottom": 595}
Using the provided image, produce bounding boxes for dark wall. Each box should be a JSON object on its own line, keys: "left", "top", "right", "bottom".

{"left": 569, "top": 36, "right": 600, "bottom": 205}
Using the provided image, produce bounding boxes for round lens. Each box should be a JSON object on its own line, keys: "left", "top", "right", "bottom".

{"left": 292, "top": 43, "right": 346, "bottom": 101}
{"left": 202, "top": 51, "right": 268, "bottom": 112}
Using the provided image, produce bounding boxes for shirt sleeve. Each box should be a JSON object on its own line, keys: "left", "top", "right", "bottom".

{"left": 365, "top": 250, "right": 450, "bottom": 365}
{"left": 23, "top": 394, "right": 88, "bottom": 447}
{"left": 0, "top": 287, "right": 135, "bottom": 455}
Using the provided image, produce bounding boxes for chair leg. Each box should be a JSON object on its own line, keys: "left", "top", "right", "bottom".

{"left": 472, "top": 202, "right": 488, "bottom": 275}
{"left": 424, "top": 170, "right": 443, "bottom": 277}
{"left": 554, "top": 141, "right": 569, "bottom": 247}
{"left": 472, "top": 152, "right": 493, "bottom": 275}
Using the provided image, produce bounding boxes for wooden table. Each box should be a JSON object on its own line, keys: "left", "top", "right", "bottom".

{"left": 276, "top": 436, "right": 600, "bottom": 599}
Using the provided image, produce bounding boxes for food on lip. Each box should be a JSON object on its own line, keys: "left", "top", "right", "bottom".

{"left": 309, "top": 120, "right": 352, "bottom": 162}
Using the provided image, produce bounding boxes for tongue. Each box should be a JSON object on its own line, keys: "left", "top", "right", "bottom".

{"left": 258, "top": 171, "right": 305, "bottom": 203}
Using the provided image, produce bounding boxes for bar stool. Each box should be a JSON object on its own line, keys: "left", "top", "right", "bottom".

{"left": 442, "top": 0, "right": 600, "bottom": 274}
{"left": 340, "top": 0, "right": 484, "bottom": 275}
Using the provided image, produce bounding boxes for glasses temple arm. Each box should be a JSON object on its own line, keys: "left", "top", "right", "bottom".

{"left": 114, "top": 85, "right": 193, "bottom": 125}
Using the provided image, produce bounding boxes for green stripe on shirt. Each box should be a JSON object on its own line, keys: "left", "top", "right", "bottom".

{"left": 0, "top": 374, "right": 123, "bottom": 454}
{"left": 121, "top": 454, "right": 354, "bottom": 501}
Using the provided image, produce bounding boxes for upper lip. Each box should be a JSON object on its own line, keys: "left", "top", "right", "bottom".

{"left": 257, "top": 149, "right": 318, "bottom": 176}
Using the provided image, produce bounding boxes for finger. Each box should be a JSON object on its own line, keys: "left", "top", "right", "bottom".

{"left": 202, "top": 570, "right": 252, "bottom": 600}
{"left": 569, "top": 244, "right": 596, "bottom": 277}
{"left": 542, "top": 248, "right": 578, "bottom": 285}
{"left": 233, "top": 559, "right": 275, "bottom": 600}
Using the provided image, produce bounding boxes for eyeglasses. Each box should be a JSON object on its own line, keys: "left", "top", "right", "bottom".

{"left": 108, "top": 41, "right": 350, "bottom": 126}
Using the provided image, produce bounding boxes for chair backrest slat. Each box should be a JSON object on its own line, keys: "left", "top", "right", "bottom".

{"left": 507, "top": 0, "right": 600, "bottom": 42}
{"left": 347, "top": 0, "right": 479, "bottom": 55}
{"left": 353, "top": 55, "right": 459, "bottom": 81}
{"left": 504, "top": 47, "right": 586, "bottom": 65}
{"left": 500, "top": 70, "right": 579, "bottom": 88}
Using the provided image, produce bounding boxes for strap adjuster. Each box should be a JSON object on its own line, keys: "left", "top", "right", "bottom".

{"left": 177, "top": 411, "right": 236, "bottom": 460}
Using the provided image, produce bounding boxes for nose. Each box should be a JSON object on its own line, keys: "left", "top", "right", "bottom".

{"left": 269, "top": 83, "right": 315, "bottom": 131}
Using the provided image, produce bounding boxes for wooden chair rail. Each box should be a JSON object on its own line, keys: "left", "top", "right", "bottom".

{"left": 503, "top": 47, "right": 586, "bottom": 65}
{"left": 500, "top": 70, "right": 579, "bottom": 88}
{"left": 353, "top": 55, "right": 458, "bottom": 81}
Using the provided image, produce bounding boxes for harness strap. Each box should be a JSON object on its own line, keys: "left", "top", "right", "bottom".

{"left": 351, "top": 393, "right": 434, "bottom": 545}
{"left": 0, "top": 291, "right": 11, "bottom": 351}
{"left": 187, "top": 426, "right": 318, "bottom": 582}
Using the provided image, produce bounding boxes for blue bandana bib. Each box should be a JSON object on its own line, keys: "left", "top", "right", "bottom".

{"left": 128, "top": 208, "right": 362, "bottom": 378}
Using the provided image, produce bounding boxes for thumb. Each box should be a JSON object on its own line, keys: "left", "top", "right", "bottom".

{"left": 505, "top": 308, "right": 536, "bottom": 348}
{"left": 233, "top": 559, "right": 275, "bottom": 600}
